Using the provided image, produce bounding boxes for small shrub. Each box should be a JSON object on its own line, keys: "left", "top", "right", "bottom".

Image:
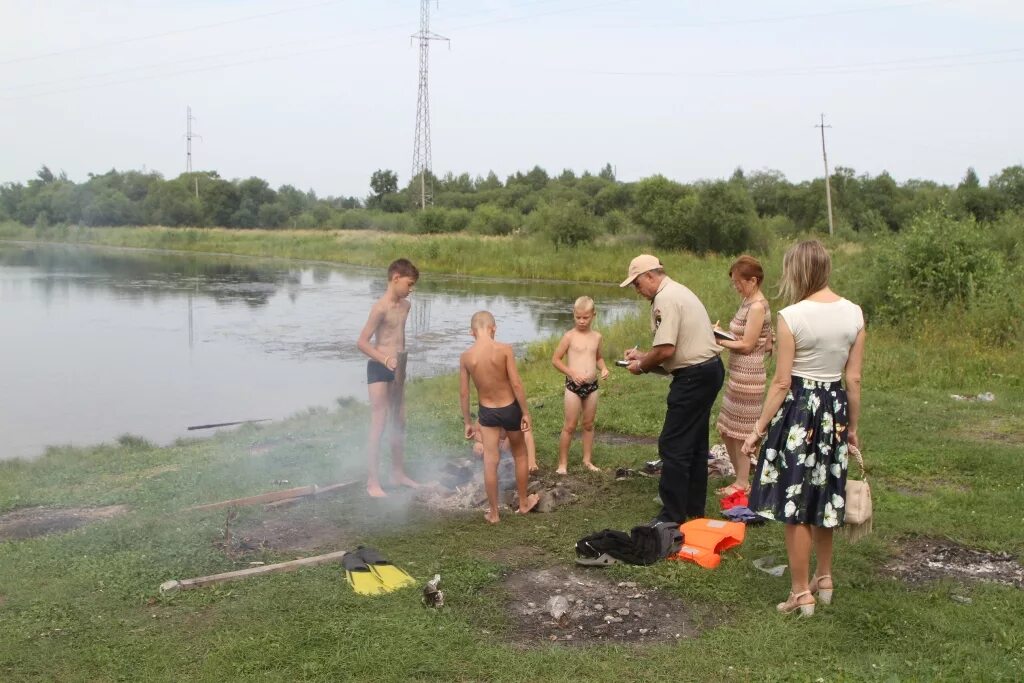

{"left": 117, "top": 433, "right": 154, "bottom": 449}
{"left": 414, "top": 207, "right": 471, "bottom": 234}
{"left": 857, "top": 210, "right": 1009, "bottom": 339}
{"left": 526, "top": 201, "right": 596, "bottom": 248}
{"left": 335, "top": 209, "right": 373, "bottom": 230}
{"left": 468, "top": 204, "right": 518, "bottom": 236}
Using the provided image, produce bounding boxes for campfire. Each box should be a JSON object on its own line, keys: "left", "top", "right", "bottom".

{"left": 417, "top": 457, "right": 576, "bottom": 513}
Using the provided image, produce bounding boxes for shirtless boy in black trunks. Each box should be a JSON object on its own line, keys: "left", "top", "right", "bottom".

{"left": 356, "top": 258, "right": 422, "bottom": 498}
{"left": 459, "top": 311, "right": 540, "bottom": 524}
{"left": 551, "top": 296, "right": 609, "bottom": 474}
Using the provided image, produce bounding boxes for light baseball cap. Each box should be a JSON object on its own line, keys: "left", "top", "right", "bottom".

{"left": 619, "top": 254, "right": 662, "bottom": 287}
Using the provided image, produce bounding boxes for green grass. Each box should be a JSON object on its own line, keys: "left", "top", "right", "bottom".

{"left": 1, "top": 228, "right": 1023, "bottom": 681}
{"left": 2, "top": 223, "right": 665, "bottom": 284}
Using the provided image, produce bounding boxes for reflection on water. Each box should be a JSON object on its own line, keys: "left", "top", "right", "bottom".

{"left": 0, "top": 243, "right": 639, "bottom": 460}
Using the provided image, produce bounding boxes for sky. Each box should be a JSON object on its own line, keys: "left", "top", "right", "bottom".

{"left": 1, "top": 0, "right": 1022, "bottom": 198}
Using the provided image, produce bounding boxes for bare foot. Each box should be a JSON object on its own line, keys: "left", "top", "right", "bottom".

{"left": 366, "top": 482, "right": 388, "bottom": 498}
{"left": 484, "top": 510, "right": 500, "bottom": 524}
{"left": 528, "top": 465, "right": 540, "bottom": 474}
{"left": 391, "top": 473, "right": 422, "bottom": 489}
{"left": 516, "top": 493, "right": 540, "bottom": 514}
{"left": 583, "top": 462, "right": 601, "bottom": 472}
{"left": 555, "top": 468, "right": 568, "bottom": 476}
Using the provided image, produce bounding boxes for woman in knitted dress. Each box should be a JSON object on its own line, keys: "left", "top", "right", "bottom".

{"left": 715, "top": 255, "right": 772, "bottom": 496}
{"left": 742, "top": 240, "right": 865, "bottom": 616}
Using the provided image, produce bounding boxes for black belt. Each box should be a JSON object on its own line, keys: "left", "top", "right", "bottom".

{"left": 671, "top": 356, "right": 722, "bottom": 376}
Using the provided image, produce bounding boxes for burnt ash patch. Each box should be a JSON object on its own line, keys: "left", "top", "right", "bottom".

{"left": 0, "top": 505, "right": 128, "bottom": 541}
{"left": 595, "top": 432, "right": 659, "bottom": 447}
{"left": 885, "top": 537, "right": 1023, "bottom": 589}
{"left": 495, "top": 566, "right": 705, "bottom": 647}
{"left": 232, "top": 512, "right": 352, "bottom": 554}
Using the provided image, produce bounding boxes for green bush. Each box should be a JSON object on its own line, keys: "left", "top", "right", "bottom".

{"left": 601, "top": 209, "right": 633, "bottom": 235}
{"left": 987, "top": 210, "right": 1023, "bottom": 265}
{"left": 759, "top": 214, "right": 799, "bottom": 239}
{"left": 858, "top": 210, "right": 1007, "bottom": 330}
{"left": 468, "top": 204, "right": 518, "bottom": 236}
{"left": 526, "top": 200, "right": 596, "bottom": 248}
{"left": 335, "top": 209, "right": 373, "bottom": 230}
{"left": 414, "top": 207, "right": 471, "bottom": 234}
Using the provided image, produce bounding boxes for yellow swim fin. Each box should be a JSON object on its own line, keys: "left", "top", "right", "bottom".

{"left": 343, "top": 552, "right": 387, "bottom": 595}
{"left": 357, "top": 547, "right": 416, "bottom": 591}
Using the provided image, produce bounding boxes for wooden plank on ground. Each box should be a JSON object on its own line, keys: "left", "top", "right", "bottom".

{"left": 159, "top": 550, "right": 348, "bottom": 594}
{"left": 262, "top": 480, "right": 360, "bottom": 510}
{"left": 185, "top": 486, "right": 316, "bottom": 512}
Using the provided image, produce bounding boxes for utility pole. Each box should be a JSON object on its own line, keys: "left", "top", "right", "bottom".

{"left": 411, "top": 0, "right": 448, "bottom": 210}
{"left": 185, "top": 106, "right": 202, "bottom": 198}
{"left": 815, "top": 113, "right": 834, "bottom": 237}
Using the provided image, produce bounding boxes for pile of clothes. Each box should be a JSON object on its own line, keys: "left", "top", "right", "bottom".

{"left": 575, "top": 521, "right": 683, "bottom": 566}
{"left": 719, "top": 488, "right": 764, "bottom": 525}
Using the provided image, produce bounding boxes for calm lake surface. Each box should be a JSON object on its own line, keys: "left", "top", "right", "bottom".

{"left": 0, "top": 243, "right": 639, "bottom": 460}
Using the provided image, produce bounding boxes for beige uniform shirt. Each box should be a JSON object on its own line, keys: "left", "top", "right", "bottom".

{"left": 650, "top": 276, "right": 721, "bottom": 373}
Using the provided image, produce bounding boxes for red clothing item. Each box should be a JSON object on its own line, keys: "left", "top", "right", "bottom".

{"left": 720, "top": 490, "right": 749, "bottom": 511}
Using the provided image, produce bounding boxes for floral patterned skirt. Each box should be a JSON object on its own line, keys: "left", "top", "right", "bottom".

{"left": 749, "top": 376, "right": 850, "bottom": 528}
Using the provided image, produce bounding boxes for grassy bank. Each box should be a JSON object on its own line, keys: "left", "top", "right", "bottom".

{"left": 2, "top": 222, "right": 1010, "bottom": 352}
{"left": 1, "top": 303, "right": 1023, "bottom": 681}
{"left": 0, "top": 222, "right": 666, "bottom": 284}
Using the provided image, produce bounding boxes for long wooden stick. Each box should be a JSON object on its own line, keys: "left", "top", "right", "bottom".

{"left": 159, "top": 550, "right": 348, "bottom": 594}
{"left": 262, "top": 480, "right": 360, "bottom": 510}
{"left": 187, "top": 419, "right": 270, "bottom": 431}
{"left": 186, "top": 480, "right": 359, "bottom": 512}
{"left": 185, "top": 486, "right": 316, "bottom": 511}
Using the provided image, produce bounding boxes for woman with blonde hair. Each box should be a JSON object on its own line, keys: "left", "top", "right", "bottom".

{"left": 715, "top": 255, "right": 772, "bottom": 496}
{"left": 742, "top": 240, "right": 865, "bottom": 616}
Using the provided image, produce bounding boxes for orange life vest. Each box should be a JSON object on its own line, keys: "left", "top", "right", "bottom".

{"left": 669, "top": 518, "right": 746, "bottom": 569}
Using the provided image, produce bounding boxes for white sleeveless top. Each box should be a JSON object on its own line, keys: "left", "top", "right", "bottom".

{"left": 779, "top": 298, "right": 864, "bottom": 382}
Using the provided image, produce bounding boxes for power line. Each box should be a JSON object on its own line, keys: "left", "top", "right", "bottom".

{"left": 0, "top": 0, "right": 566, "bottom": 90}
{"left": 2, "top": 3, "right": 1015, "bottom": 102}
{"left": 591, "top": 0, "right": 949, "bottom": 30}
{"left": 0, "top": 0, "right": 352, "bottom": 66}
{"left": 0, "top": 0, "right": 567, "bottom": 99}
{"left": 562, "top": 48, "right": 1024, "bottom": 79}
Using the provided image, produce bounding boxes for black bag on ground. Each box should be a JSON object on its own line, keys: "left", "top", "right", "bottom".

{"left": 575, "top": 522, "right": 683, "bottom": 566}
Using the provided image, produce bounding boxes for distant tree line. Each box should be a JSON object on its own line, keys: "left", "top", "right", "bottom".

{"left": 2, "top": 162, "right": 1022, "bottom": 254}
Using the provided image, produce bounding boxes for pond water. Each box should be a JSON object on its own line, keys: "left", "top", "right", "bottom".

{"left": 0, "top": 243, "right": 639, "bottom": 460}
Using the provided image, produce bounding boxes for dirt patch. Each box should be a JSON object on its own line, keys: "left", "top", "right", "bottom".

{"left": 955, "top": 417, "right": 1024, "bottom": 446}
{"left": 496, "top": 566, "right": 704, "bottom": 647}
{"left": 595, "top": 432, "right": 659, "bottom": 447}
{"left": 479, "top": 545, "right": 552, "bottom": 567}
{"left": 233, "top": 513, "right": 350, "bottom": 553}
{"left": 889, "top": 479, "right": 970, "bottom": 498}
{"left": 0, "top": 505, "right": 128, "bottom": 541}
{"left": 885, "top": 537, "right": 1023, "bottom": 589}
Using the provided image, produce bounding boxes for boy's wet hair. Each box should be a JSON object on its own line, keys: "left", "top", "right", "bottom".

{"left": 388, "top": 258, "right": 419, "bottom": 281}
{"left": 573, "top": 295, "right": 595, "bottom": 314}
{"left": 471, "top": 310, "right": 496, "bottom": 330}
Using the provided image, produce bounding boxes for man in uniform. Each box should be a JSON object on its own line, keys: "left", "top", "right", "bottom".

{"left": 621, "top": 254, "right": 724, "bottom": 524}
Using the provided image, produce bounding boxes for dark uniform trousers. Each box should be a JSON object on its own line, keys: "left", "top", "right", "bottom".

{"left": 656, "top": 356, "right": 725, "bottom": 524}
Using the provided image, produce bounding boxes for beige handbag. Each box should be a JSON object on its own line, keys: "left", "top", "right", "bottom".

{"left": 843, "top": 444, "right": 873, "bottom": 541}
